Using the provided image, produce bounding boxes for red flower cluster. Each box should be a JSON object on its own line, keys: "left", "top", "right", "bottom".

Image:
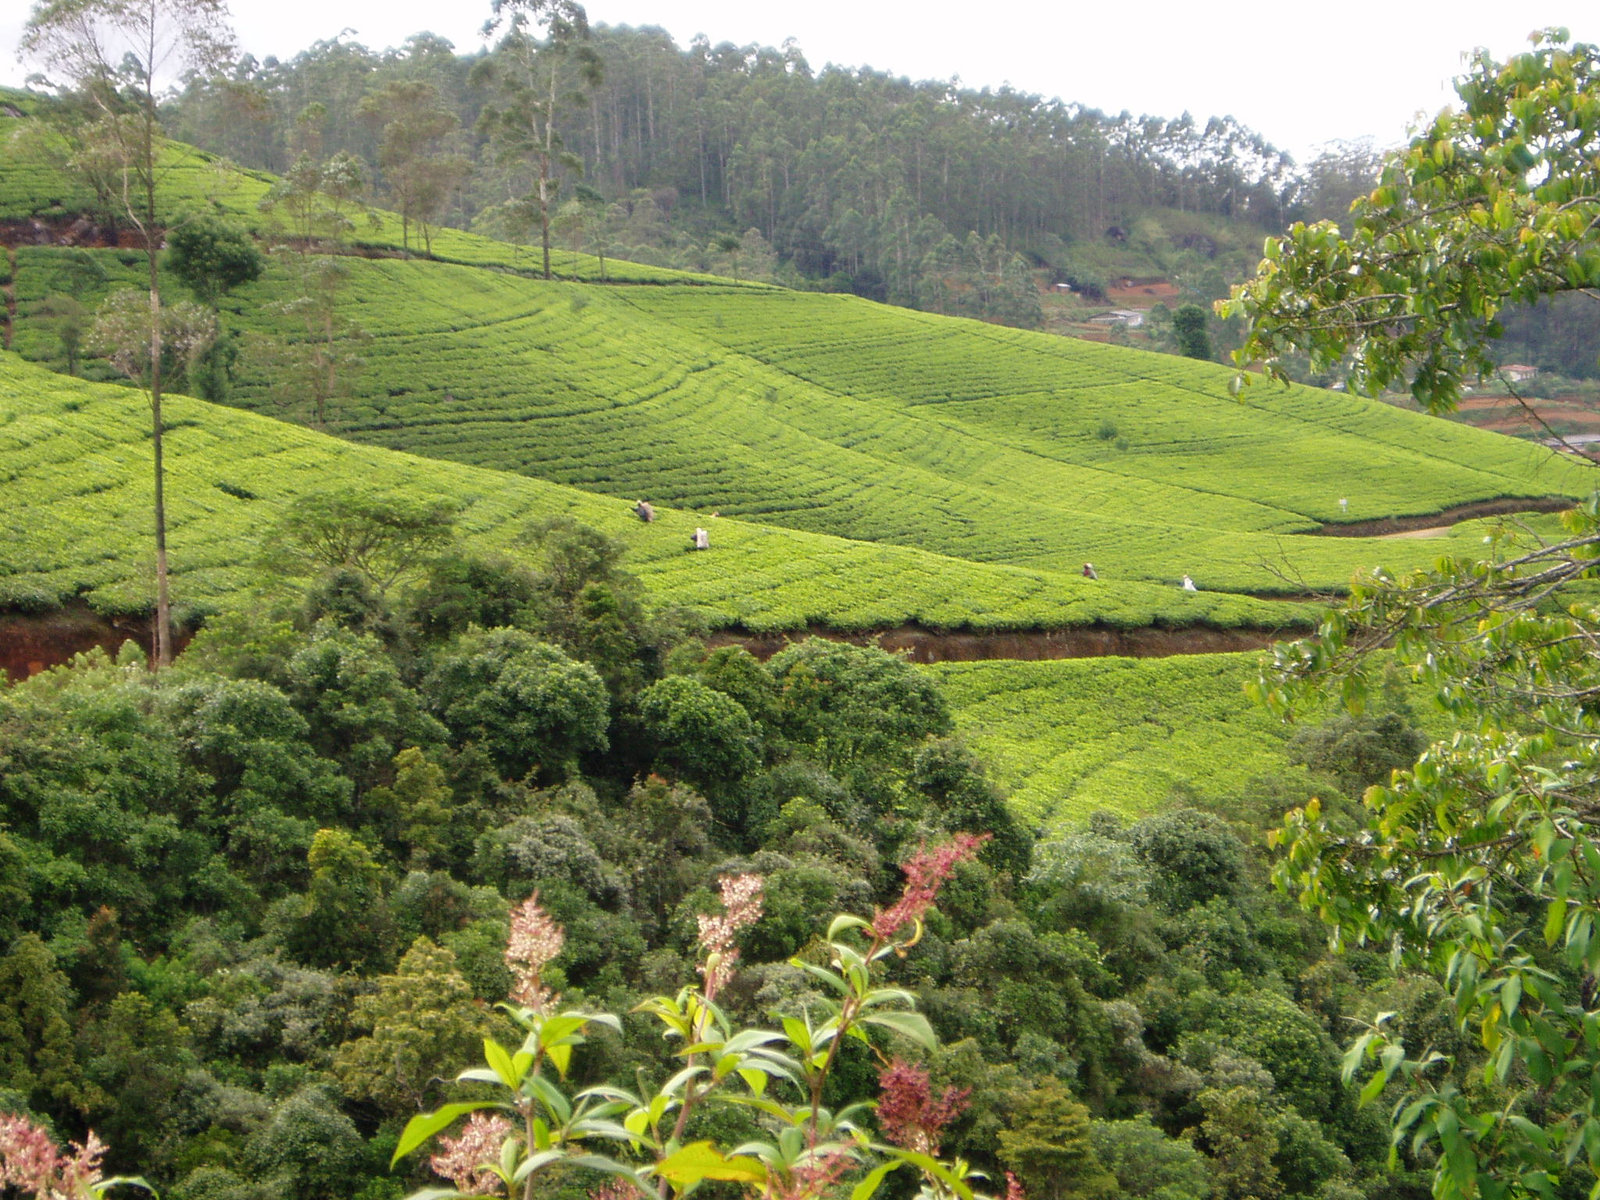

{"left": 875, "top": 1060, "right": 970, "bottom": 1156}
{"left": 872, "top": 833, "right": 989, "bottom": 940}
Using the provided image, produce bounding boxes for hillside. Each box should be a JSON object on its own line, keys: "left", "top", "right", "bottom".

{"left": 0, "top": 352, "right": 1302, "bottom": 638}
{"left": 0, "top": 107, "right": 722, "bottom": 284}
{"left": 9, "top": 242, "right": 1596, "bottom": 602}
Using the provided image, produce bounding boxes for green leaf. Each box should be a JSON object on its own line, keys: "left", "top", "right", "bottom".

{"left": 654, "top": 1141, "right": 769, "bottom": 1186}
{"left": 484, "top": 1038, "right": 520, "bottom": 1090}
{"left": 392, "top": 1102, "right": 507, "bottom": 1166}
{"left": 851, "top": 1162, "right": 902, "bottom": 1200}
{"left": 859, "top": 1010, "right": 936, "bottom": 1049}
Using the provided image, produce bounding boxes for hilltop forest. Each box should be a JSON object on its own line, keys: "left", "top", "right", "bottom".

{"left": 149, "top": 23, "right": 1378, "bottom": 324}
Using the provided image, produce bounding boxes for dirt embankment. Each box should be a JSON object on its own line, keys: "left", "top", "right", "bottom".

{"left": 2, "top": 248, "right": 14, "bottom": 351}
{"left": 1312, "top": 496, "right": 1574, "bottom": 538}
{"left": 0, "top": 215, "right": 146, "bottom": 250}
{"left": 0, "top": 605, "right": 192, "bottom": 682}
{"left": 708, "top": 623, "right": 1293, "bottom": 665}
{"left": 0, "top": 607, "right": 1295, "bottom": 680}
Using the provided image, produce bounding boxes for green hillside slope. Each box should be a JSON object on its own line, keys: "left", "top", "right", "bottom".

{"left": 0, "top": 108, "right": 722, "bottom": 284}
{"left": 934, "top": 653, "right": 1316, "bottom": 828}
{"left": 11, "top": 248, "right": 1594, "bottom": 598}
{"left": 0, "top": 352, "right": 1303, "bottom": 633}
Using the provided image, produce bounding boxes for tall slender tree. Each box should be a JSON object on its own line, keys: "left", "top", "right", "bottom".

{"left": 358, "top": 80, "right": 468, "bottom": 256}
{"left": 475, "top": 0, "right": 600, "bottom": 280}
{"left": 21, "top": 0, "right": 235, "bottom": 667}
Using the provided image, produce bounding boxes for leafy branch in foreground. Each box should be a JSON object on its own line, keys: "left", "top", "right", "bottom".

{"left": 1259, "top": 497, "right": 1600, "bottom": 1198}
{"left": 393, "top": 835, "right": 993, "bottom": 1200}
{"left": 1223, "top": 29, "right": 1600, "bottom": 413}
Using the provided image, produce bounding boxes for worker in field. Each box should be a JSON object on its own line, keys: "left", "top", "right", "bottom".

{"left": 1181, "top": 574, "right": 1198, "bottom": 591}
{"left": 634, "top": 499, "right": 655, "bottom": 523}
{"left": 692, "top": 527, "right": 710, "bottom": 551}
{"left": 1082, "top": 563, "right": 1098, "bottom": 579}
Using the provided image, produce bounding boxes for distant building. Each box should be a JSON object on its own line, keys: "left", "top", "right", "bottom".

{"left": 1087, "top": 309, "right": 1146, "bottom": 329}
{"left": 1501, "top": 364, "right": 1539, "bottom": 383}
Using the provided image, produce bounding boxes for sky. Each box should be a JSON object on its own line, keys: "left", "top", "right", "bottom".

{"left": 5, "top": 0, "right": 1597, "bottom": 163}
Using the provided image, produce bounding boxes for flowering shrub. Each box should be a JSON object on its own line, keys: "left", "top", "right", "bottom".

{"left": 394, "top": 837, "right": 993, "bottom": 1200}
{"left": 0, "top": 1113, "right": 148, "bottom": 1200}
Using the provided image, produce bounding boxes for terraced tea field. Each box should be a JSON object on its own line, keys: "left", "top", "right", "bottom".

{"left": 0, "top": 353, "right": 1302, "bottom": 634}
{"left": 934, "top": 654, "right": 1319, "bottom": 828}
{"left": 13, "top": 249, "right": 1591, "bottom": 599}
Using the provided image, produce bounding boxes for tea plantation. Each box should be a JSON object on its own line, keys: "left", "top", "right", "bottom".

{"left": 931, "top": 654, "right": 1314, "bottom": 826}
{"left": 10, "top": 247, "right": 1595, "bottom": 598}
{"left": 0, "top": 352, "right": 1303, "bottom": 633}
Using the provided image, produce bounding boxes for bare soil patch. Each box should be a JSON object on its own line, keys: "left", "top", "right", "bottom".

{"left": 0, "top": 603, "right": 192, "bottom": 682}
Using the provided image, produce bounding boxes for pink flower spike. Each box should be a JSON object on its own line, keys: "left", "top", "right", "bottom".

{"left": 872, "top": 833, "right": 989, "bottom": 940}
{"left": 0, "top": 1113, "right": 108, "bottom": 1199}
{"left": 429, "top": 1111, "right": 515, "bottom": 1195}
{"left": 696, "top": 873, "right": 764, "bottom": 999}
{"left": 1004, "top": 1171, "right": 1027, "bottom": 1200}
{"left": 506, "top": 891, "right": 565, "bottom": 1012}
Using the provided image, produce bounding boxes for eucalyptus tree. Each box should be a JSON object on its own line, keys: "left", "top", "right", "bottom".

{"left": 474, "top": 0, "right": 601, "bottom": 279}
{"left": 20, "top": 0, "right": 236, "bottom": 667}
{"left": 358, "top": 78, "right": 469, "bottom": 256}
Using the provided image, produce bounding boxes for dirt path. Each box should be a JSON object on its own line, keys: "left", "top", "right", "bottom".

{"left": 1313, "top": 496, "right": 1573, "bottom": 537}
{"left": 707, "top": 622, "right": 1296, "bottom": 665}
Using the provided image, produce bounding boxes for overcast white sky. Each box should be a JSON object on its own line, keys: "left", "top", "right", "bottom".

{"left": 5, "top": 1, "right": 1597, "bottom": 163}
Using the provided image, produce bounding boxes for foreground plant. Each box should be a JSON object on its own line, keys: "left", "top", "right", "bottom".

{"left": 0, "top": 1113, "right": 150, "bottom": 1199}
{"left": 1261, "top": 502, "right": 1600, "bottom": 1199}
{"left": 394, "top": 835, "right": 990, "bottom": 1200}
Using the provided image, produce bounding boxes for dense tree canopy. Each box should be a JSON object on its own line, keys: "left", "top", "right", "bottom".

{"left": 0, "top": 511, "right": 1407, "bottom": 1199}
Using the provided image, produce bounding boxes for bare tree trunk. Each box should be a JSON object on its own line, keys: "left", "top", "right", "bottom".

{"left": 141, "top": 14, "right": 172, "bottom": 668}
{"left": 539, "top": 70, "right": 556, "bottom": 280}
{"left": 149, "top": 277, "right": 171, "bottom": 668}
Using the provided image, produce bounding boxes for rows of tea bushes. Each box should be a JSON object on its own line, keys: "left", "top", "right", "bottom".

{"left": 932, "top": 654, "right": 1319, "bottom": 826}
{"left": 221, "top": 259, "right": 1596, "bottom": 593}
{"left": 14, "top": 243, "right": 1591, "bottom": 596}
{"left": 618, "top": 285, "right": 1591, "bottom": 520}
{"left": 0, "top": 353, "right": 1302, "bottom": 633}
